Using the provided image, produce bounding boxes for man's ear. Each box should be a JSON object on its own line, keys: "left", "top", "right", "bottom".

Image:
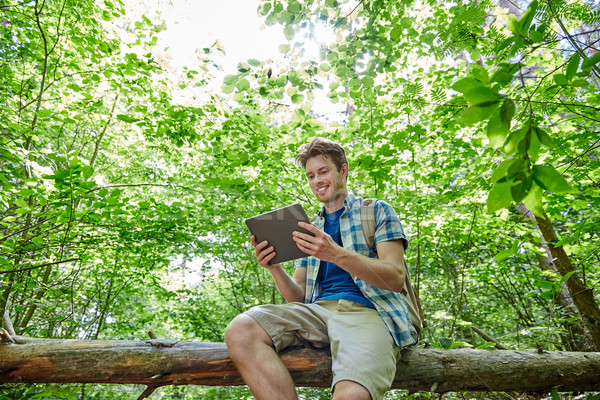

{"left": 341, "top": 163, "right": 349, "bottom": 180}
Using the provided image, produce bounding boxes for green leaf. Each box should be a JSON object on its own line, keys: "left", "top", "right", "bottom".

{"left": 503, "top": 125, "right": 527, "bottom": 155}
{"left": 283, "top": 25, "right": 295, "bottom": 41}
{"left": 82, "top": 166, "right": 94, "bottom": 180}
{"left": 291, "top": 93, "right": 304, "bottom": 104}
{"left": 491, "top": 159, "right": 516, "bottom": 183}
{"left": 571, "top": 78, "right": 589, "bottom": 87}
{"left": 558, "top": 271, "right": 576, "bottom": 285}
{"left": 519, "top": 0, "right": 537, "bottom": 36}
{"left": 15, "top": 198, "right": 28, "bottom": 208}
{"left": 487, "top": 112, "right": 509, "bottom": 149}
{"left": 511, "top": 173, "right": 532, "bottom": 203}
{"left": 287, "top": 0, "right": 301, "bottom": 14}
{"left": 471, "top": 66, "right": 490, "bottom": 85}
{"left": 222, "top": 84, "right": 234, "bottom": 94}
{"left": 459, "top": 104, "right": 497, "bottom": 125}
{"left": 534, "top": 126, "right": 555, "bottom": 148}
{"left": 529, "top": 30, "right": 544, "bottom": 43}
{"left": 581, "top": 51, "right": 600, "bottom": 74}
{"left": 553, "top": 73, "right": 568, "bottom": 86}
{"left": 438, "top": 337, "right": 453, "bottom": 349}
{"left": 236, "top": 78, "right": 250, "bottom": 91}
{"left": 362, "top": 76, "right": 374, "bottom": 89}
{"left": 566, "top": 53, "right": 580, "bottom": 81}
{"left": 532, "top": 165, "right": 572, "bottom": 192}
{"left": 248, "top": 59, "right": 261, "bottom": 67}
{"left": 390, "top": 25, "right": 403, "bottom": 41}
{"left": 116, "top": 114, "right": 138, "bottom": 123}
{"left": 494, "top": 240, "right": 518, "bottom": 261}
{"left": 507, "top": 14, "right": 520, "bottom": 35}
{"left": 463, "top": 87, "right": 500, "bottom": 107}
{"left": 527, "top": 127, "right": 542, "bottom": 160}
{"left": 319, "top": 62, "right": 331, "bottom": 72}
{"left": 451, "top": 77, "right": 482, "bottom": 94}
{"left": 523, "top": 183, "right": 544, "bottom": 216}
{"left": 223, "top": 75, "right": 237, "bottom": 85}
{"left": 487, "top": 180, "right": 513, "bottom": 213}
{"left": 496, "top": 37, "right": 515, "bottom": 53}
{"left": 534, "top": 279, "right": 556, "bottom": 290}
{"left": 500, "top": 98, "right": 515, "bottom": 128}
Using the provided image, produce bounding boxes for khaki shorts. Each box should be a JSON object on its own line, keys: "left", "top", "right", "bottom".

{"left": 244, "top": 299, "right": 400, "bottom": 400}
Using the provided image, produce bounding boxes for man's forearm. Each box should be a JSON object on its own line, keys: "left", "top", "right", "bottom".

{"left": 269, "top": 265, "right": 305, "bottom": 303}
{"left": 333, "top": 249, "right": 405, "bottom": 292}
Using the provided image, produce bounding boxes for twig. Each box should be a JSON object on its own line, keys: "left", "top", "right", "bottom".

{"left": 0, "top": 257, "right": 81, "bottom": 275}
{"left": 1, "top": 310, "right": 17, "bottom": 344}
{"left": 471, "top": 326, "right": 508, "bottom": 350}
{"left": 136, "top": 386, "right": 160, "bottom": 400}
{"left": 333, "top": 0, "right": 365, "bottom": 29}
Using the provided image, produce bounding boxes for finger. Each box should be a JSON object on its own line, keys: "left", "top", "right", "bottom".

{"left": 254, "top": 239, "right": 269, "bottom": 252}
{"left": 257, "top": 245, "right": 275, "bottom": 262}
{"left": 293, "top": 231, "right": 315, "bottom": 243}
{"left": 261, "top": 250, "right": 276, "bottom": 265}
{"left": 298, "top": 221, "right": 321, "bottom": 234}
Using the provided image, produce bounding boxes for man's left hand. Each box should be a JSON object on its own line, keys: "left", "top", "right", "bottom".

{"left": 293, "top": 222, "right": 342, "bottom": 263}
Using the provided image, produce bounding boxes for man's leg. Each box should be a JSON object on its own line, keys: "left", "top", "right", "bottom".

{"left": 225, "top": 313, "right": 298, "bottom": 400}
{"left": 326, "top": 300, "right": 400, "bottom": 400}
{"left": 332, "top": 380, "right": 371, "bottom": 400}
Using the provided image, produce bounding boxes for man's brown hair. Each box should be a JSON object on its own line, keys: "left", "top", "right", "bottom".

{"left": 295, "top": 137, "right": 348, "bottom": 171}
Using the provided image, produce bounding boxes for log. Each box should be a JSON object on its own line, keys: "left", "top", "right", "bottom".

{"left": 1, "top": 337, "right": 599, "bottom": 393}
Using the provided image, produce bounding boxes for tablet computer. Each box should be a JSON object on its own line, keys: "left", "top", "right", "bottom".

{"left": 244, "top": 203, "right": 314, "bottom": 264}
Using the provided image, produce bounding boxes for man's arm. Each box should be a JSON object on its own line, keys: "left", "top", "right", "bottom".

{"left": 252, "top": 236, "right": 306, "bottom": 303}
{"left": 292, "top": 223, "right": 405, "bottom": 292}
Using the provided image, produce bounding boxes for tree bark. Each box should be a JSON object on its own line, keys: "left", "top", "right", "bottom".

{"left": 1, "top": 338, "right": 599, "bottom": 393}
{"left": 515, "top": 204, "right": 596, "bottom": 351}
{"left": 534, "top": 212, "right": 600, "bottom": 351}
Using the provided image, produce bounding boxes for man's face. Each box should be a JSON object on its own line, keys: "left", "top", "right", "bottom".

{"left": 305, "top": 155, "right": 347, "bottom": 204}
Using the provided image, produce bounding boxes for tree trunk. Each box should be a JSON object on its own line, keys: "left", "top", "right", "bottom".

{"left": 534, "top": 211, "right": 600, "bottom": 351}
{"left": 515, "top": 204, "right": 596, "bottom": 351}
{"left": 1, "top": 337, "right": 599, "bottom": 393}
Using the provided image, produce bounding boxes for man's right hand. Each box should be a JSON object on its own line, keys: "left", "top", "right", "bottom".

{"left": 251, "top": 235, "right": 280, "bottom": 270}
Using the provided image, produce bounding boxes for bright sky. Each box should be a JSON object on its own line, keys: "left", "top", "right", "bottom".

{"left": 157, "top": 0, "right": 285, "bottom": 73}
{"left": 122, "top": 0, "right": 285, "bottom": 76}
{"left": 119, "top": 0, "right": 344, "bottom": 121}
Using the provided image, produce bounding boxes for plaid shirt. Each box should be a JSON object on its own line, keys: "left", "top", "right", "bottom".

{"left": 295, "top": 193, "right": 418, "bottom": 348}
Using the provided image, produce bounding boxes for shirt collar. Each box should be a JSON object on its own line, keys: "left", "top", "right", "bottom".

{"left": 316, "top": 192, "right": 357, "bottom": 218}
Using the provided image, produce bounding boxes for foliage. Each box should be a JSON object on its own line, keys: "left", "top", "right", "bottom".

{"left": 1, "top": 0, "right": 599, "bottom": 398}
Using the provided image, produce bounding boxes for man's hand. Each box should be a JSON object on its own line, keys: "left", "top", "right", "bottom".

{"left": 292, "top": 222, "right": 343, "bottom": 263}
{"left": 251, "top": 235, "right": 280, "bottom": 270}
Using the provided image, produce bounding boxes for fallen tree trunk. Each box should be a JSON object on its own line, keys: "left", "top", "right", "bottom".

{"left": 1, "top": 336, "right": 599, "bottom": 393}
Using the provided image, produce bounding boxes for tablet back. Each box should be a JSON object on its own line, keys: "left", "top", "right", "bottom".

{"left": 245, "top": 203, "right": 313, "bottom": 264}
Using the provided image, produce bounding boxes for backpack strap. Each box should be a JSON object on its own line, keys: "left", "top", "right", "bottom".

{"left": 361, "top": 198, "right": 377, "bottom": 250}
{"left": 360, "top": 197, "right": 426, "bottom": 338}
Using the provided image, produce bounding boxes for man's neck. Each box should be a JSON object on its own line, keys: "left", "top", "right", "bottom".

{"left": 322, "top": 190, "right": 348, "bottom": 213}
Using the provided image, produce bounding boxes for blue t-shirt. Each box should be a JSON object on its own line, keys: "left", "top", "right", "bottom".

{"left": 315, "top": 207, "right": 374, "bottom": 308}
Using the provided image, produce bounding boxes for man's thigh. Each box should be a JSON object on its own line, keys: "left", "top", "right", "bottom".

{"left": 326, "top": 299, "right": 399, "bottom": 400}
{"left": 243, "top": 302, "right": 331, "bottom": 352}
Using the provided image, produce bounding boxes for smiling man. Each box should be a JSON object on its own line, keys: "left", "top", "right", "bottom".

{"left": 225, "top": 137, "right": 418, "bottom": 400}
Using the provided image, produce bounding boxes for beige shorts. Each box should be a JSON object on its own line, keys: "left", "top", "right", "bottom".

{"left": 244, "top": 299, "right": 400, "bottom": 400}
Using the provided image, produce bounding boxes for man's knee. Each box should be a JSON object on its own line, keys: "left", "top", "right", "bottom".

{"left": 225, "top": 313, "right": 270, "bottom": 352}
{"left": 332, "top": 380, "right": 371, "bottom": 400}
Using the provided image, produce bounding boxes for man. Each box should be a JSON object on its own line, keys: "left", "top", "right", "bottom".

{"left": 225, "top": 137, "right": 417, "bottom": 400}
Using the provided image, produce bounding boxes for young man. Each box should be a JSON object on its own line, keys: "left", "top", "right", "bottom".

{"left": 225, "top": 138, "right": 417, "bottom": 400}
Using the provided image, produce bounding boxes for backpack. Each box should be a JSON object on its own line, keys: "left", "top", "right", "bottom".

{"left": 361, "top": 199, "right": 426, "bottom": 337}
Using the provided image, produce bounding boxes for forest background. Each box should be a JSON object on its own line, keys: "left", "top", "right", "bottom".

{"left": 1, "top": 0, "right": 599, "bottom": 398}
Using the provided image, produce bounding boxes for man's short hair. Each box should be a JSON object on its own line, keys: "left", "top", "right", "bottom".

{"left": 295, "top": 137, "right": 348, "bottom": 171}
